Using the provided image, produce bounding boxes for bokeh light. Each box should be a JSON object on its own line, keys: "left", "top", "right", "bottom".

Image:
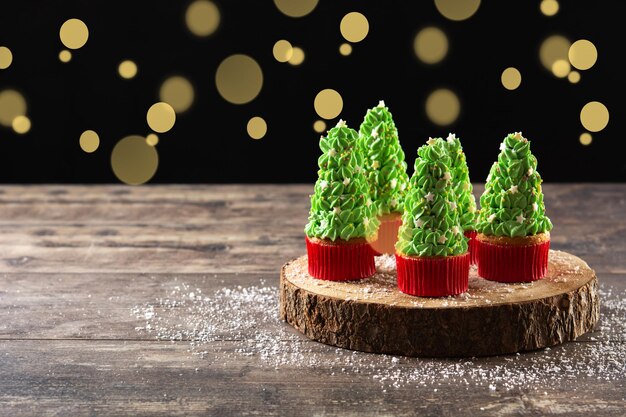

{"left": 273, "top": 0, "right": 319, "bottom": 18}
{"left": 313, "top": 120, "right": 326, "bottom": 133}
{"left": 579, "top": 132, "right": 592, "bottom": 146}
{"left": 273, "top": 40, "right": 293, "bottom": 63}
{"left": 539, "top": 35, "right": 571, "bottom": 72}
{"left": 314, "top": 89, "right": 343, "bottom": 120}
{"left": 0, "top": 89, "right": 27, "bottom": 127}
{"left": 414, "top": 27, "right": 448, "bottom": 64}
{"left": 501, "top": 67, "right": 522, "bottom": 90}
{"left": 551, "top": 59, "right": 570, "bottom": 78}
{"left": 185, "top": 0, "right": 220, "bottom": 37}
{"left": 159, "top": 76, "right": 195, "bottom": 113}
{"left": 79, "top": 130, "right": 100, "bottom": 153}
{"left": 59, "top": 18, "right": 89, "bottom": 49}
{"left": 340, "top": 12, "right": 369, "bottom": 43}
{"left": 434, "top": 0, "right": 481, "bottom": 21}
{"left": 0, "top": 46, "right": 13, "bottom": 70}
{"left": 580, "top": 101, "right": 609, "bottom": 132}
{"left": 215, "top": 54, "right": 263, "bottom": 104}
{"left": 339, "top": 43, "right": 352, "bottom": 56}
{"left": 118, "top": 60, "right": 138, "bottom": 79}
{"left": 569, "top": 40, "right": 597, "bottom": 70}
{"left": 287, "top": 47, "right": 305, "bottom": 65}
{"left": 59, "top": 50, "right": 72, "bottom": 63}
{"left": 568, "top": 71, "right": 581, "bottom": 84}
{"left": 111, "top": 135, "right": 159, "bottom": 185}
{"left": 146, "top": 134, "right": 159, "bottom": 146}
{"left": 540, "top": 0, "right": 559, "bottom": 16}
{"left": 425, "top": 88, "right": 460, "bottom": 126}
{"left": 11, "top": 115, "right": 31, "bottom": 134}
{"left": 247, "top": 117, "right": 267, "bottom": 140}
{"left": 147, "top": 102, "right": 176, "bottom": 133}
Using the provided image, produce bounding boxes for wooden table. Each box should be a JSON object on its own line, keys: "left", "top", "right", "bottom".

{"left": 0, "top": 184, "right": 624, "bottom": 416}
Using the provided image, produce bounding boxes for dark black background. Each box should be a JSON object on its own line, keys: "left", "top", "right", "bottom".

{"left": 0, "top": 0, "right": 624, "bottom": 183}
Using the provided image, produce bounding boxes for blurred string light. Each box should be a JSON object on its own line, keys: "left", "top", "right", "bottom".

{"left": 340, "top": 12, "right": 369, "bottom": 43}
{"left": 215, "top": 54, "right": 263, "bottom": 104}
{"left": 501, "top": 67, "right": 522, "bottom": 90}
{"left": 539, "top": 0, "right": 559, "bottom": 16}
{"left": 111, "top": 135, "right": 159, "bottom": 185}
{"left": 287, "top": 47, "right": 305, "bottom": 65}
{"left": 339, "top": 43, "right": 352, "bottom": 56}
{"left": 272, "top": 40, "right": 293, "bottom": 63}
{"left": 314, "top": 89, "right": 343, "bottom": 120}
{"left": 159, "top": 76, "right": 195, "bottom": 113}
{"left": 79, "top": 130, "right": 100, "bottom": 153}
{"left": 434, "top": 0, "right": 481, "bottom": 21}
{"left": 118, "top": 60, "right": 138, "bottom": 79}
{"left": 580, "top": 101, "right": 609, "bottom": 132}
{"left": 12, "top": 115, "right": 31, "bottom": 134}
{"left": 426, "top": 88, "right": 460, "bottom": 126}
{"left": 0, "top": 46, "right": 12, "bottom": 70}
{"left": 313, "top": 120, "right": 326, "bottom": 133}
{"left": 185, "top": 0, "right": 220, "bottom": 37}
{"left": 0, "top": 89, "right": 27, "bottom": 127}
{"left": 146, "top": 134, "right": 159, "bottom": 146}
{"left": 579, "top": 132, "right": 592, "bottom": 146}
{"left": 147, "top": 102, "right": 176, "bottom": 133}
{"left": 247, "top": 117, "right": 267, "bottom": 140}
{"left": 59, "top": 50, "right": 72, "bottom": 63}
{"left": 59, "top": 18, "right": 89, "bottom": 49}
{"left": 568, "top": 71, "right": 580, "bottom": 84}
{"left": 569, "top": 40, "right": 597, "bottom": 70}
{"left": 273, "top": 0, "right": 319, "bottom": 18}
{"left": 414, "top": 27, "right": 448, "bottom": 64}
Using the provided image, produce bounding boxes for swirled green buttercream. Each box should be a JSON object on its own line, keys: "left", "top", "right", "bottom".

{"left": 358, "top": 101, "right": 409, "bottom": 216}
{"left": 395, "top": 138, "right": 468, "bottom": 257}
{"left": 442, "top": 133, "right": 477, "bottom": 231}
{"left": 305, "top": 120, "right": 380, "bottom": 241}
{"left": 476, "top": 132, "right": 553, "bottom": 237}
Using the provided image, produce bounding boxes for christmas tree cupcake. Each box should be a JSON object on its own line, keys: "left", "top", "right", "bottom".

{"left": 442, "top": 133, "right": 478, "bottom": 265}
{"left": 304, "top": 120, "right": 380, "bottom": 281}
{"left": 358, "top": 100, "right": 409, "bottom": 254}
{"left": 475, "top": 132, "right": 553, "bottom": 282}
{"left": 395, "top": 138, "right": 470, "bottom": 296}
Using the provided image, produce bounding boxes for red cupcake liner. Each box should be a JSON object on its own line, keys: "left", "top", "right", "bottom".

{"left": 477, "top": 238, "right": 550, "bottom": 282}
{"left": 369, "top": 216, "right": 403, "bottom": 255}
{"left": 464, "top": 230, "right": 478, "bottom": 266}
{"left": 395, "top": 252, "right": 470, "bottom": 297}
{"left": 305, "top": 236, "right": 375, "bottom": 281}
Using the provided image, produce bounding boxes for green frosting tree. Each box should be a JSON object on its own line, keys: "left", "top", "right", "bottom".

{"left": 396, "top": 138, "right": 468, "bottom": 257}
{"left": 358, "top": 101, "right": 409, "bottom": 216}
{"left": 305, "top": 120, "right": 379, "bottom": 241}
{"left": 442, "top": 133, "right": 477, "bottom": 231}
{"left": 476, "top": 132, "right": 553, "bottom": 237}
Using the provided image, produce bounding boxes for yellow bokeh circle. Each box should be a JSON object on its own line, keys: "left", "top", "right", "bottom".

{"left": 79, "top": 130, "right": 100, "bottom": 153}
{"left": 185, "top": 0, "right": 220, "bottom": 37}
{"left": 59, "top": 18, "right": 89, "bottom": 49}
{"left": 111, "top": 135, "right": 159, "bottom": 185}
{"left": 425, "top": 89, "right": 460, "bottom": 126}
{"left": 580, "top": 102, "right": 609, "bottom": 132}
{"left": 314, "top": 89, "right": 343, "bottom": 120}
{"left": 215, "top": 54, "right": 264, "bottom": 104}
{"left": 247, "top": 117, "right": 267, "bottom": 140}
{"left": 147, "top": 102, "right": 176, "bottom": 133}
{"left": 340, "top": 12, "right": 369, "bottom": 43}
{"left": 159, "top": 76, "right": 195, "bottom": 113}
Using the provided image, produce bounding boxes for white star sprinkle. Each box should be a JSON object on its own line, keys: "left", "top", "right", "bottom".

{"left": 390, "top": 178, "right": 398, "bottom": 189}
{"left": 342, "top": 178, "right": 350, "bottom": 186}
{"left": 425, "top": 192, "right": 435, "bottom": 202}
{"left": 447, "top": 133, "right": 456, "bottom": 143}
{"left": 488, "top": 214, "right": 496, "bottom": 223}
{"left": 329, "top": 148, "right": 337, "bottom": 157}
{"left": 469, "top": 206, "right": 476, "bottom": 213}
{"left": 390, "top": 199, "right": 398, "bottom": 207}
{"left": 513, "top": 131, "right": 523, "bottom": 140}
{"left": 371, "top": 129, "right": 379, "bottom": 138}
{"left": 509, "top": 185, "right": 519, "bottom": 194}
{"left": 372, "top": 160, "right": 380, "bottom": 169}
{"left": 414, "top": 218, "right": 424, "bottom": 228}
{"left": 378, "top": 100, "right": 385, "bottom": 108}
{"left": 320, "top": 180, "right": 328, "bottom": 189}
{"left": 365, "top": 199, "right": 372, "bottom": 207}
{"left": 336, "top": 119, "right": 346, "bottom": 128}
{"left": 354, "top": 166, "right": 361, "bottom": 173}
{"left": 449, "top": 201, "right": 457, "bottom": 210}
{"left": 427, "top": 137, "right": 436, "bottom": 146}
{"left": 443, "top": 172, "right": 452, "bottom": 181}
{"left": 516, "top": 214, "right": 525, "bottom": 223}
{"left": 400, "top": 182, "right": 406, "bottom": 191}
{"left": 452, "top": 226, "right": 460, "bottom": 235}
{"left": 333, "top": 207, "right": 341, "bottom": 215}
{"left": 528, "top": 167, "right": 534, "bottom": 176}
{"left": 532, "top": 202, "right": 539, "bottom": 211}
{"left": 500, "top": 142, "right": 506, "bottom": 151}
{"left": 363, "top": 217, "right": 370, "bottom": 226}
{"left": 438, "top": 235, "right": 448, "bottom": 244}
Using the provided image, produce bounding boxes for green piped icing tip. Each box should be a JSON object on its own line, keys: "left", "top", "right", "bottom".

{"left": 396, "top": 138, "right": 468, "bottom": 257}
{"left": 442, "top": 133, "right": 477, "bottom": 231}
{"left": 358, "top": 100, "right": 409, "bottom": 216}
{"left": 476, "top": 132, "right": 553, "bottom": 237}
{"left": 305, "top": 120, "right": 380, "bottom": 241}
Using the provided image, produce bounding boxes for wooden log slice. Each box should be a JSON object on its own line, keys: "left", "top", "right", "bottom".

{"left": 279, "top": 250, "right": 599, "bottom": 357}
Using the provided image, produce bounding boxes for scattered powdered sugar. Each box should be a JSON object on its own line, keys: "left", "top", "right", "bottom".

{"left": 131, "top": 256, "right": 626, "bottom": 392}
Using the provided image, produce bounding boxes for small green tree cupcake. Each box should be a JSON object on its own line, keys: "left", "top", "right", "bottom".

{"left": 442, "top": 133, "right": 478, "bottom": 264}
{"left": 395, "top": 138, "right": 470, "bottom": 296}
{"left": 476, "top": 132, "right": 553, "bottom": 282}
{"left": 305, "top": 120, "right": 379, "bottom": 280}
{"left": 358, "top": 100, "right": 409, "bottom": 254}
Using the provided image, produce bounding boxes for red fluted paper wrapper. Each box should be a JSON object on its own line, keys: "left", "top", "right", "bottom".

{"left": 477, "top": 239, "right": 550, "bottom": 282}
{"left": 395, "top": 252, "right": 470, "bottom": 297}
{"left": 369, "top": 216, "right": 403, "bottom": 255}
{"left": 464, "top": 230, "right": 478, "bottom": 266}
{"left": 306, "top": 236, "right": 375, "bottom": 281}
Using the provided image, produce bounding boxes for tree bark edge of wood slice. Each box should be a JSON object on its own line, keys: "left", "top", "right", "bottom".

{"left": 279, "top": 250, "right": 599, "bottom": 357}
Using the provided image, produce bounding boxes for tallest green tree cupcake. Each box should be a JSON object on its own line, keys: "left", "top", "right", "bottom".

{"left": 358, "top": 101, "right": 409, "bottom": 254}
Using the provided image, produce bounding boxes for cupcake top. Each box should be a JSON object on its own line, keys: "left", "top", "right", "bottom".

{"left": 358, "top": 100, "right": 409, "bottom": 216}
{"left": 476, "top": 132, "right": 553, "bottom": 237}
{"left": 442, "top": 133, "right": 477, "bottom": 231}
{"left": 305, "top": 120, "right": 379, "bottom": 241}
{"left": 396, "top": 138, "right": 468, "bottom": 257}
